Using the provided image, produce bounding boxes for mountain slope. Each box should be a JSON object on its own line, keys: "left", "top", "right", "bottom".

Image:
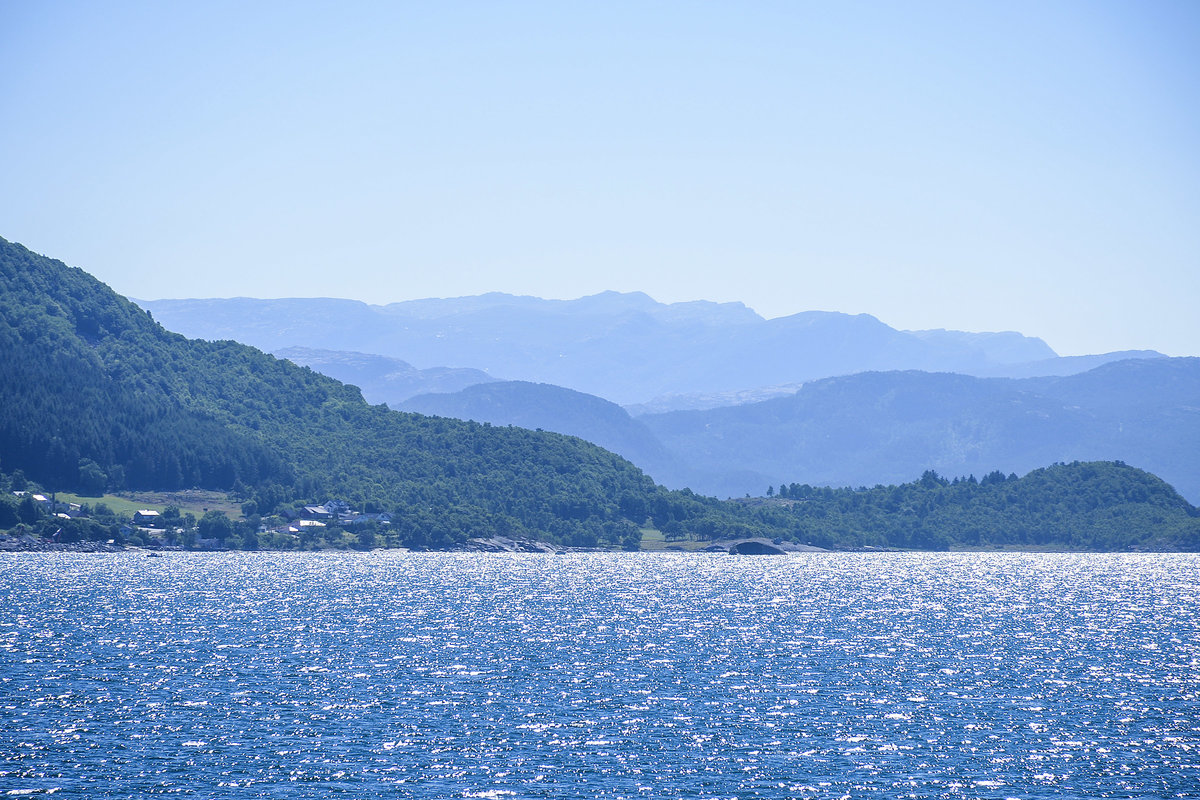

{"left": 638, "top": 360, "right": 1200, "bottom": 502}
{"left": 0, "top": 237, "right": 686, "bottom": 548}
{"left": 399, "top": 381, "right": 761, "bottom": 494}
{"left": 399, "top": 381, "right": 692, "bottom": 486}
{"left": 275, "top": 346, "right": 496, "bottom": 405}
{"left": 0, "top": 240, "right": 286, "bottom": 491}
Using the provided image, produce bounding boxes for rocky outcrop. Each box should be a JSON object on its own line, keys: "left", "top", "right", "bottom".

{"left": 460, "top": 536, "right": 561, "bottom": 553}
{"left": 728, "top": 538, "right": 789, "bottom": 555}
{"left": 0, "top": 537, "right": 125, "bottom": 553}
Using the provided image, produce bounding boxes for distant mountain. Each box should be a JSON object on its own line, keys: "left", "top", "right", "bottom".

{"left": 401, "top": 381, "right": 678, "bottom": 477}
{"left": 973, "top": 350, "right": 1168, "bottom": 379}
{"left": 620, "top": 350, "right": 1169, "bottom": 414}
{"left": 624, "top": 383, "right": 807, "bottom": 416}
{"left": 904, "top": 328, "right": 1058, "bottom": 365}
{"left": 136, "top": 294, "right": 1157, "bottom": 407}
{"left": 398, "top": 381, "right": 756, "bottom": 494}
{"left": 638, "top": 359, "right": 1200, "bottom": 502}
{"left": 389, "top": 358, "right": 1200, "bottom": 505}
{"left": 275, "top": 347, "right": 496, "bottom": 406}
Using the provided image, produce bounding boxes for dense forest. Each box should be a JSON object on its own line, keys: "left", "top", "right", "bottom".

{"left": 2, "top": 236, "right": 1199, "bottom": 551}
{"left": 738, "top": 461, "right": 1200, "bottom": 551}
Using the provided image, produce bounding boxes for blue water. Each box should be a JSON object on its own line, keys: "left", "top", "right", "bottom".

{"left": 2, "top": 552, "right": 1198, "bottom": 799}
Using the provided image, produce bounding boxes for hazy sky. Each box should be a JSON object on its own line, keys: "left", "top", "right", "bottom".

{"left": 2, "top": 1, "right": 1197, "bottom": 356}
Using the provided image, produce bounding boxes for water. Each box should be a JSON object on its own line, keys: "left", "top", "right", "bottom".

{"left": 2, "top": 552, "right": 1198, "bottom": 799}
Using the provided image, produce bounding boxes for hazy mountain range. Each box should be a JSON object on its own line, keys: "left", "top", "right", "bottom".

{"left": 137, "top": 294, "right": 1163, "bottom": 408}
{"left": 135, "top": 293, "right": 1195, "bottom": 504}
{"left": 401, "top": 359, "right": 1200, "bottom": 504}
{"left": 639, "top": 358, "right": 1200, "bottom": 503}
{"left": 273, "top": 347, "right": 497, "bottom": 403}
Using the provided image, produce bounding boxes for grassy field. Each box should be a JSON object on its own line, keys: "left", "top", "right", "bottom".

{"left": 52, "top": 489, "right": 242, "bottom": 520}
{"left": 638, "top": 527, "right": 707, "bottom": 552}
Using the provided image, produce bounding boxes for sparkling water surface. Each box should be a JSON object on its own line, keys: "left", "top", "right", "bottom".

{"left": 2, "top": 552, "right": 1199, "bottom": 799}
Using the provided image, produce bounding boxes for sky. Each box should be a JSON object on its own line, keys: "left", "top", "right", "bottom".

{"left": 1, "top": 1, "right": 1197, "bottom": 357}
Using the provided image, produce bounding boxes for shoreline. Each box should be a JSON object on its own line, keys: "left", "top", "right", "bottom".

{"left": 0, "top": 540, "right": 1180, "bottom": 555}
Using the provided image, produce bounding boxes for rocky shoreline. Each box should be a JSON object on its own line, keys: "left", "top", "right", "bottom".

{"left": 458, "top": 536, "right": 574, "bottom": 553}
{"left": 0, "top": 538, "right": 129, "bottom": 553}
{"left": 0, "top": 534, "right": 829, "bottom": 555}
{"left": 707, "top": 537, "right": 829, "bottom": 555}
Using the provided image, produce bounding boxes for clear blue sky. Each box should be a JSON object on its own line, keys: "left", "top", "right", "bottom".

{"left": 2, "top": 0, "right": 1197, "bottom": 356}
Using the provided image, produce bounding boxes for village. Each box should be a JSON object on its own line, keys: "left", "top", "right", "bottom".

{"left": 1, "top": 490, "right": 390, "bottom": 551}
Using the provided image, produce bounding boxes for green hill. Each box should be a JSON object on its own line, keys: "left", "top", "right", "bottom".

{"left": 0, "top": 236, "right": 682, "bottom": 548}
{"left": 743, "top": 462, "right": 1200, "bottom": 552}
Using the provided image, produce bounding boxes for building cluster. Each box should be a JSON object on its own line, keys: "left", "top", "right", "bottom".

{"left": 12, "top": 491, "right": 82, "bottom": 519}
{"left": 269, "top": 500, "right": 392, "bottom": 537}
{"left": 7, "top": 491, "right": 394, "bottom": 546}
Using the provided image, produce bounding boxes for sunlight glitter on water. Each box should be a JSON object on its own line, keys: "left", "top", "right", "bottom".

{"left": 2, "top": 551, "right": 1199, "bottom": 798}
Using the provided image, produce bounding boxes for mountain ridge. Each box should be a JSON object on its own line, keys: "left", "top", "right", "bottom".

{"left": 275, "top": 346, "right": 498, "bottom": 403}
{"left": 639, "top": 359, "right": 1200, "bottom": 501}
{"left": 136, "top": 294, "right": 1149, "bottom": 407}
{"left": 400, "top": 359, "right": 1200, "bottom": 504}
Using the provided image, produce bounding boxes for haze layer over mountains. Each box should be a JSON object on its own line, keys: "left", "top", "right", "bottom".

{"left": 138, "top": 294, "right": 1197, "bottom": 503}
{"left": 139, "top": 293, "right": 1160, "bottom": 408}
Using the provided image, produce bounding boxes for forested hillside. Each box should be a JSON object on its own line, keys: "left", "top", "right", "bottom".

{"left": 0, "top": 237, "right": 688, "bottom": 548}
{"left": 737, "top": 461, "right": 1200, "bottom": 552}
{"left": 0, "top": 239, "right": 284, "bottom": 491}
